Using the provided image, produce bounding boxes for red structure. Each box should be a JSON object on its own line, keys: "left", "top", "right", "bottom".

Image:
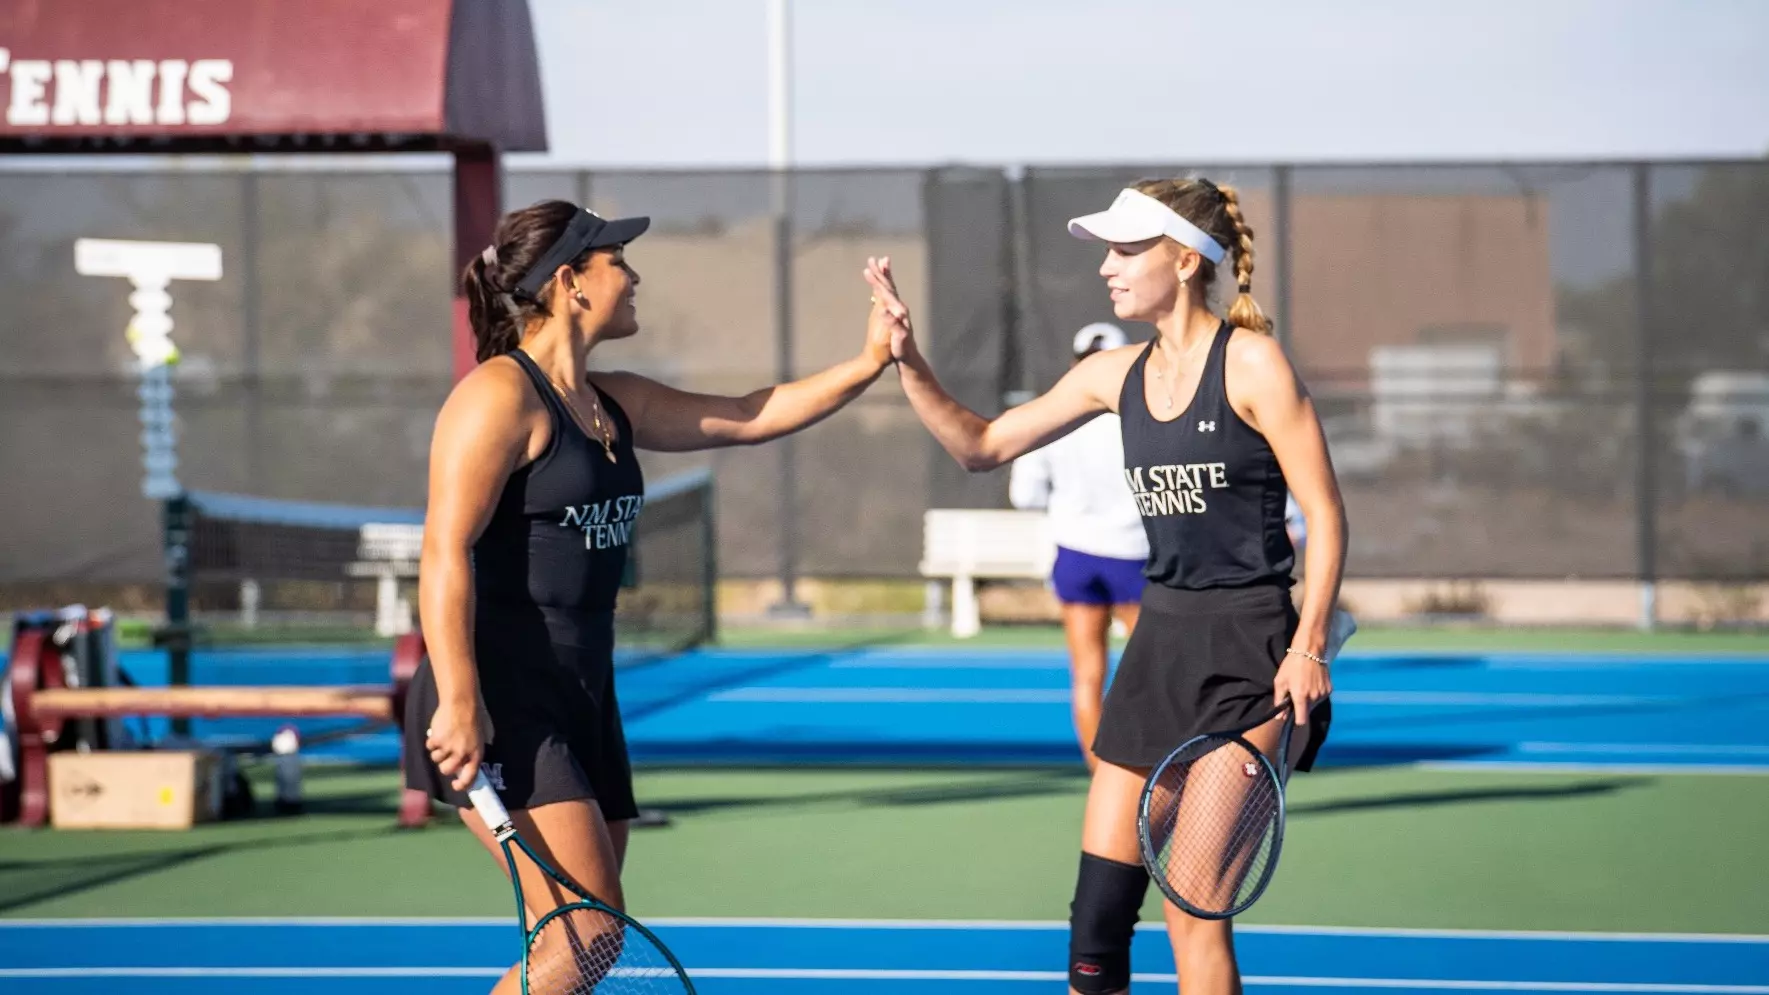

{"left": 0, "top": 0, "right": 547, "bottom": 380}
{"left": 2, "top": 617, "right": 431, "bottom": 828}
{"left": 0, "top": 0, "right": 547, "bottom": 826}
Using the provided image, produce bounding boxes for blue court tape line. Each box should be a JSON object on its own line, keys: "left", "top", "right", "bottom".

{"left": 0, "top": 920, "right": 1764, "bottom": 993}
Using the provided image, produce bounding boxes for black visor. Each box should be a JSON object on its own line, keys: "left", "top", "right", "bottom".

{"left": 513, "top": 208, "right": 650, "bottom": 301}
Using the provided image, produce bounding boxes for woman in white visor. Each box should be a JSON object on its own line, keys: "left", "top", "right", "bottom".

{"left": 864, "top": 177, "right": 1351, "bottom": 995}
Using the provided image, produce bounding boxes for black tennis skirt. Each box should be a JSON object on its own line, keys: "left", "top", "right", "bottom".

{"left": 402, "top": 604, "right": 639, "bottom": 823}
{"left": 1093, "top": 583, "right": 1330, "bottom": 772}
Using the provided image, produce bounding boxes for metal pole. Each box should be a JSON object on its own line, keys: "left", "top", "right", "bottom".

{"left": 1632, "top": 164, "right": 1657, "bottom": 630}
{"left": 1004, "top": 167, "right": 1037, "bottom": 405}
{"left": 242, "top": 168, "right": 262, "bottom": 492}
{"left": 767, "top": 0, "right": 809, "bottom": 617}
{"left": 768, "top": 0, "right": 791, "bottom": 171}
{"left": 1273, "top": 166, "right": 1294, "bottom": 353}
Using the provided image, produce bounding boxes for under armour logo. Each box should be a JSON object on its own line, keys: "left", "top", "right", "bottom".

{"left": 481, "top": 762, "right": 507, "bottom": 791}
{"left": 1198, "top": 421, "right": 1217, "bottom": 432}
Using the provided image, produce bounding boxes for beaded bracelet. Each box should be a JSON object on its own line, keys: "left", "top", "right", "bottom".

{"left": 1286, "top": 647, "right": 1328, "bottom": 666}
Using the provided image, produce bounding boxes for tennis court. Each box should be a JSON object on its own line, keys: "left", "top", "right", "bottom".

{"left": 4, "top": 918, "right": 1767, "bottom": 994}
{"left": 55, "top": 637, "right": 1769, "bottom": 773}
{"left": 4, "top": 632, "right": 1767, "bottom": 992}
{"left": 6, "top": 6, "right": 1769, "bottom": 994}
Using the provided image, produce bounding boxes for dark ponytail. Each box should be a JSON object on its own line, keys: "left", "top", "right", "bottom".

{"left": 462, "top": 199, "right": 593, "bottom": 362}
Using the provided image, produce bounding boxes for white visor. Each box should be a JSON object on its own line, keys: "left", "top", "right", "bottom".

{"left": 1067, "top": 188, "right": 1227, "bottom": 265}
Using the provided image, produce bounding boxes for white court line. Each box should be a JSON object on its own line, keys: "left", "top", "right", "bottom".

{"left": 170, "top": 647, "right": 392, "bottom": 662}
{"left": 829, "top": 657, "right": 1769, "bottom": 675}
{"left": 0, "top": 967, "right": 1763, "bottom": 991}
{"left": 1485, "top": 658, "right": 1769, "bottom": 669}
{"left": 709, "top": 688, "right": 1072, "bottom": 704}
{"left": 4, "top": 918, "right": 1765, "bottom": 943}
{"left": 0, "top": 917, "right": 508, "bottom": 927}
{"left": 826, "top": 649, "right": 1769, "bottom": 666}
{"left": 1520, "top": 743, "right": 1769, "bottom": 757}
{"left": 705, "top": 688, "right": 1674, "bottom": 707}
{"left": 1417, "top": 761, "right": 1769, "bottom": 777}
{"left": 831, "top": 658, "right": 1075, "bottom": 670}
{"left": 1331, "top": 692, "right": 1674, "bottom": 707}
{"left": 0, "top": 968, "right": 504, "bottom": 978}
{"left": 688, "top": 973, "right": 1769, "bottom": 993}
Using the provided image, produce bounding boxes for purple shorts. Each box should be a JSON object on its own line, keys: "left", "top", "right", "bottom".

{"left": 1050, "top": 546, "right": 1146, "bottom": 606}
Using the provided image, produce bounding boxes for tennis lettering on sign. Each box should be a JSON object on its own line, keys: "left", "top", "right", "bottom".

{"left": 0, "top": 51, "right": 234, "bottom": 127}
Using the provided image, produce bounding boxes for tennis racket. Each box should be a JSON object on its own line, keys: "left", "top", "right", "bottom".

{"left": 467, "top": 769, "right": 697, "bottom": 994}
{"left": 1138, "top": 697, "right": 1296, "bottom": 920}
{"left": 1137, "top": 609, "right": 1357, "bottom": 920}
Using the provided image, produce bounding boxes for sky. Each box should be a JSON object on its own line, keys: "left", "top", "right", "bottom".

{"left": 516, "top": 0, "right": 1769, "bottom": 169}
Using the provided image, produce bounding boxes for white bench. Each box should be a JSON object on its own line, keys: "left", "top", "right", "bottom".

{"left": 919, "top": 509, "right": 1056, "bottom": 638}
{"left": 344, "top": 523, "right": 425, "bottom": 637}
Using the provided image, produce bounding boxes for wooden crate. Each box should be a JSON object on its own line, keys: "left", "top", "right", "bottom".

{"left": 48, "top": 750, "right": 223, "bottom": 830}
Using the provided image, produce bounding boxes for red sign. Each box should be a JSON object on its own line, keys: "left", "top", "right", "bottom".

{"left": 0, "top": 0, "right": 545, "bottom": 150}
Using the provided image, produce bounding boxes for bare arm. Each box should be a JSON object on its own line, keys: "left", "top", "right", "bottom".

{"left": 593, "top": 290, "right": 897, "bottom": 452}
{"left": 1226, "top": 332, "right": 1348, "bottom": 721}
{"left": 895, "top": 345, "right": 1118, "bottom": 471}
{"left": 866, "top": 256, "right": 1122, "bottom": 471}
{"left": 417, "top": 363, "right": 532, "bottom": 788}
{"left": 594, "top": 354, "right": 885, "bottom": 452}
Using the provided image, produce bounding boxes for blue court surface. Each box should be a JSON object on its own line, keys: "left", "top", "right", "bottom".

{"left": 56, "top": 643, "right": 1769, "bottom": 773}
{"left": 1, "top": 918, "right": 1765, "bottom": 993}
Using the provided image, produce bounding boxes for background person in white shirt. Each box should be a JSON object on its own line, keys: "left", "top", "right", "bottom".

{"left": 1009, "top": 322, "right": 1151, "bottom": 771}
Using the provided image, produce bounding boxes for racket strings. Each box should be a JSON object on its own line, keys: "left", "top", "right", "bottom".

{"left": 528, "top": 904, "right": 685, "bottom": 994}
{"left": 1146, "top": 737, "right": 1285, "bottom": 917}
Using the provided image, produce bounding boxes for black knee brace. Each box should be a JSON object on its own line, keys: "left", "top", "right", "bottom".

{"left": 1068, "top": 852, "right": 1150, "bottom": 993}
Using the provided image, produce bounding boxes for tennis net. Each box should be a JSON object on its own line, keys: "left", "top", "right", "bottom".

{"left": 175, "top": 468, "right": 716, "bottom": 660}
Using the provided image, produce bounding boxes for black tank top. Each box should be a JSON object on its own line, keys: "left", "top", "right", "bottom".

{"left": 1119, "top": 321, "right": 1295, "bottom": 591}
{"left": 471, "top": 349, "right": 646, "bottom": 617}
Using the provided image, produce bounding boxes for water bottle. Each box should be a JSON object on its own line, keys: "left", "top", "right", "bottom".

{"left": 271, "top": 725, "right": 303, "bottom": 816}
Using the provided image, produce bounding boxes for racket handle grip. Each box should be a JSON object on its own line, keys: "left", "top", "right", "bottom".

{"left": 467, "top": 767, "right": 512, "bottom": 832}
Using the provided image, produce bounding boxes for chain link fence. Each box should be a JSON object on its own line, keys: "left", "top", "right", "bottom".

{"left": 3, "top": 158, "right": 1766, "bottom": 605}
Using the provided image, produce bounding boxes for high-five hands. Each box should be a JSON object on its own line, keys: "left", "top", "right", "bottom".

{"left": 864, "top": 256, "right": 917, "bottom": 364}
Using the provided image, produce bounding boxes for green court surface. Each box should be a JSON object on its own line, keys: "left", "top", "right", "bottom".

{"left": 111, "top": 617, "right": 1769, "bottom": 656}
{"left": 4, "top": 763, "right": 1764, "bottom": 934}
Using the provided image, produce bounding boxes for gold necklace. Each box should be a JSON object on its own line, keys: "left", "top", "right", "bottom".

{"left": 545, "top": 374, "right": 618, "bottom": 463}
{"left": 1149, "top": 333, "right": 1212, "bottom": 412}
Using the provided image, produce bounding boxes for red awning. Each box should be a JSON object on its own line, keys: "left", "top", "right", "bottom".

{"left": 0, "top": 0, "right": 546, "bottom": 153}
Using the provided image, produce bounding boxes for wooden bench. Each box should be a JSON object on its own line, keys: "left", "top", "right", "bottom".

{"left": 919, "top": 509, "right": 1056, "bottom": 638}
{"left": 4, "top": 622, "right": 431, "bottom": 829}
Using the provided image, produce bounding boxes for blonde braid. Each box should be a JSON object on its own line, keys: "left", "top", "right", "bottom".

{"left": 1216, "top": 184, "right": 1271, "bottom": 334}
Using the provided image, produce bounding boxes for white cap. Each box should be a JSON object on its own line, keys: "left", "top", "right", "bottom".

{"left": 1072, "top": 322, "right": 1128, "bottom": 355}
{"left": 1068, "top": 188, "right": 1227, "bottom": 265}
